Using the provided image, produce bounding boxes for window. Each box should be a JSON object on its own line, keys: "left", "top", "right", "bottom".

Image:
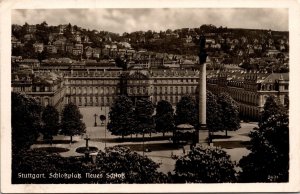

{"left": 284, "top": 85, "right": 289, "bottom": 90}
{"left": 44, "top": 98, "right": 50, "bottom": 106}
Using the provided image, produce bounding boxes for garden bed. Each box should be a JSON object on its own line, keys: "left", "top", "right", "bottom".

{"left": 75, "top": 146, "right": 99, "bottom": 154}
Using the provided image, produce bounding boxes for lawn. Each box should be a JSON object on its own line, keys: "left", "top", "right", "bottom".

{"left": 213, "top": 140, "right": 250, "bottom": 149}
{"left": 32, "top": 147, "right": 70, "bottom": 153}
{"left": 118, "top": 142, "right": 179, "bottom": 152}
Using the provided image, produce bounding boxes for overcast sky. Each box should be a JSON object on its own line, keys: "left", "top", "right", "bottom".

{"left": 12, "top": 8, "right": 288, "bottom": 34}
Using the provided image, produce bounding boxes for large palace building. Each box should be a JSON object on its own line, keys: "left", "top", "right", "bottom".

{"left": 64, "top": 69, "right": 200, "bottom": 107}
{"left": 12, "top": 65, "right": 289, "bottom": 121}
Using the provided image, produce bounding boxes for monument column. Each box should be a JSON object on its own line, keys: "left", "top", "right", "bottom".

{"left": 198, "top": 35, "right": 210, "bottom": 145}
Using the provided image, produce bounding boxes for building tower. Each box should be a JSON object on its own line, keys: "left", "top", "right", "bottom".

{"left": 198, "top": 35, "right": 209, "bottom": 144}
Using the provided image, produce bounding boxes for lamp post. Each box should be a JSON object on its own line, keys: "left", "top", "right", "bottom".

{"left": 94, "top": 113, "right": 97, "bottom": 127}
{"left": 100, "top": 114, "right": 107, "bottom": 149}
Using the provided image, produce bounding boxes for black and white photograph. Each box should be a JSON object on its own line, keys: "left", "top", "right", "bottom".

{"left": 1, "top": 0, "right": 300, "bottom": 193}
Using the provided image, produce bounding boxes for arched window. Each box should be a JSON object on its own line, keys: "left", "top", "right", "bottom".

{"left": 44, "top": 97, "right": 50, "bottom": 106}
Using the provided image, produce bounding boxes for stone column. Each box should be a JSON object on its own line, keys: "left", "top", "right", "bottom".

{"left": 199, "top": 63, "right": 206, "bottom": 126}
{"left": 197, "top": 35, "right": 210, "bottom": 145}
{"left": 198, "top": 62, "right": 209, "bottom": 144}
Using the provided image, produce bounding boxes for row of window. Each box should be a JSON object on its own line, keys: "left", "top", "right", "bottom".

{"left": 69, "top": 80, "right": 119, "bottom": 85}
{"left": 128, "top": 87, "right": 148, "bottom": 95}
{"left": 13, "top": 86, "right": 53, "bottom": 92}
{"left": 13, "top": 86, "right": 31, "bottom": 92}
{"left": 68, "top": 96, "right": 115, "bottom": 106}
{"left": 68, "top": 94, "right": 195, "bottom": 107}
{"left": 153, "top": 78, "right": 198, "bottom": 84}
{"left": 68, "top": 87, "right": 119, "bottom": 95}
{"left": 153, "top": 86, "right": 197, "bottom": 94}
{"left": 68, "top": 78, "right": 199, "bottom": 85}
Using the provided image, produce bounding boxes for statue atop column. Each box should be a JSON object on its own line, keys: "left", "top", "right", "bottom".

{"left": 199, "top": 35, "right": 208, "bottom": 65}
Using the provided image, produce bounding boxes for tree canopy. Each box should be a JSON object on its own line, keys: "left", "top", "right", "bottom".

{"left": 134, "top": 98, "right": 155, "bottom": 135}
{"left": 173, "top": 145, "right": 236, "bottom": 183}
{"left": 239, "top": 95, "right": 289, "bottom": 182}
{"left": 41, "top": 105, "right": 59, "bottom": 142}
{"left": 108, "top": 95, "right": 136, "bottom": 138}
{"left": 206, "top": 91, "right": 223, "bottom": 132}
{"left": 217, "top": 92, "right": 240, "bottom": 136}
{"left": 154, "top": 100, "right": 175, "bottom": 136}
{"left": 94, "top": 146, "right": 167, "bottom": 183}
{"left": 175, "top": 95, "right": 198, "bottom": 128}
{"left": 60, "top": 103, "right": 86, "bottom": 143}
{"left": 12, "top": 92, "right": 42, "bottom": 154}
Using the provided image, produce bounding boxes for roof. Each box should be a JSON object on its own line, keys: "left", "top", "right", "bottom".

{"left": 261, "top": 73, "right": 289, "bottom": 83}
{"left": 176, "top": 124, "right": 195, "bottom": 130}
{"left": 122, "top": 70, "right": 150, "bottom": 79}
{"left": 22, "top": 59, "right": 39, "bottom": 63}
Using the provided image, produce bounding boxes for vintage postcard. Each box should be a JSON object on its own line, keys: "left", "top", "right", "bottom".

{"left": 1, "top": 0, "right": 300, "bottom": 193}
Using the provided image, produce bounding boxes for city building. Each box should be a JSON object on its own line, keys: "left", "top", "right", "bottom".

{"left": 207, "top": 70, "right": 289, "bottom": 120}
{"left": 12, "top": 71, "right": 66, "bottom": 112}
{"left": 12, "top": 65, "right": 289, "bottom": 121}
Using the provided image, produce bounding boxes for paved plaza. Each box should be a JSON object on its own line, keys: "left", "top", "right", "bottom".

{"left": 32, "top": 107, "right": 257, "bottom": 174}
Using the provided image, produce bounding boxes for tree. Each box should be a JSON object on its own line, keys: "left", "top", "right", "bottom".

{"left": 37, "top": 50, "right": 48, "bottom": 65}
{"left": 94, "top": 146, "right": 167, "bottom": 183}
{"left": 41, "top": 105, "right": 59, "bottom": 145}
{"left": 154, "top": 100, "right": 175, "bottom": 136}
{"left": 135, "top": 98, "right": 155, "bottom": 137}
{"left": 12, "top": 149, "right": 92, "bottom": 184}
{"left": 175, "top": 95, "right": 198, "bottom": 127}
{"left": 60, "top": 103, "right": 86, "bottom": 143}
{"left": 217, "top": 93, "right": 240, "bottom": 136}
{"left": 11, "top": 92, "right": 42, "bottom": 154}
{"left": 12, "top": 150, "right": 61, "bottom": 184}
{"left": 115, "top": 56, "right": 127, "bottom": 70}
{"left": 108, "top": 95, "right": 135, "bottom": 138}
{"left": 239, "top": 96, "right": 289, "bottom": 182}
{"left": 63, "top": 23, "right": 74, "bottom": 40}
{"left": 206, "top": 91, "right": 223, "bottom": 133}
{"left": 173, "top": 145, "right": 236, "bottom": 183}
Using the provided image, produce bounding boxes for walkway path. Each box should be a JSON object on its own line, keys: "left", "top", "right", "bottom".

{"left": 32, "top": 107, "right": 258, "bottom": 174}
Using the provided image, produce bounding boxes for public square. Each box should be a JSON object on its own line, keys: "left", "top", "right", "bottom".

{"left": 32, "top": 107, "right": 257, "bottom": 174}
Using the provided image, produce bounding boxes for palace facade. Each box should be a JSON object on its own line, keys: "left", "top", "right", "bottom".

{"left": 207, "top": 70, "right": 289, "bottom": 120}
{"left": 64, "top": 69, "right": 200, "bottom": 107}
{"left": 12, "top": 66, "right": 289, "bottom": 121}
{"left": 11, "top": 70, "right": 66, "bottom": 112}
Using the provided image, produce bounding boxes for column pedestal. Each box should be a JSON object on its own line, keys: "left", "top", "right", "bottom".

{"left": 197, "top": 125, "right": 211, "bottom": 145}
